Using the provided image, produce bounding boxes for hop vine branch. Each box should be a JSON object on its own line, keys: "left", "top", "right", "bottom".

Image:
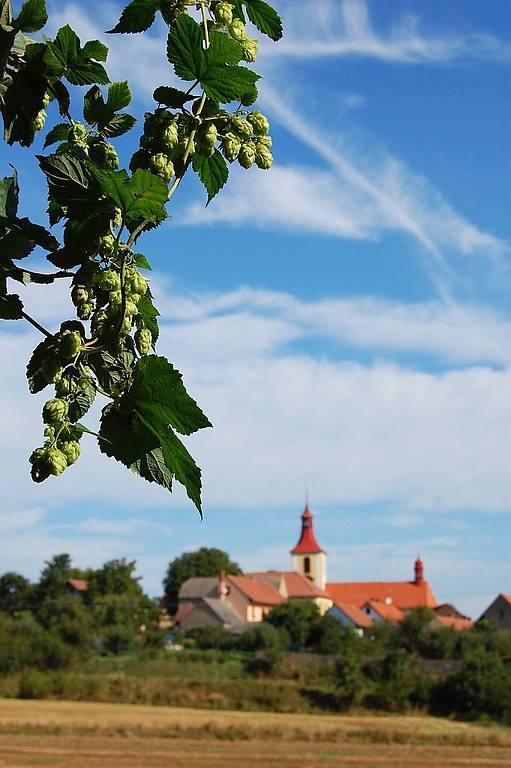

{"left": 0, "top": 0, "right": 282, "bottom": 514}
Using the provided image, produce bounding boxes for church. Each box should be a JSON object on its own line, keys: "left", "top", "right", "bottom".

{"left": 175, "top": 505, "right": 472, "bottom": 633}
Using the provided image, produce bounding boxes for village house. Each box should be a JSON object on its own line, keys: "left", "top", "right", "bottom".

{"left": 479, "top": 594, "right": 511, "bottom": 630}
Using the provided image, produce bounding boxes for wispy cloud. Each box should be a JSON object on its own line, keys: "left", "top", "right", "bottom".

{"left": 269, "top": 0, "right": 511, "bottom": 64}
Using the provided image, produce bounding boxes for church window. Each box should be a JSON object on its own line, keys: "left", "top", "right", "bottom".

{"left": 304, "top": 556, "right": 311, "bottom": 574}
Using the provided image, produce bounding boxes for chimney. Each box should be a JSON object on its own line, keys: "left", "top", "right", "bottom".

{"left": 414, "top": 556, "right": 424, "bottom": 585}
{"left": 218, "top": 570, "right": 227, "bottom": 601}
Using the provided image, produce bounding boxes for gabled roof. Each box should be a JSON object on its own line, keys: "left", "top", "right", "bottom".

{"left": 245, "top": 571, "right": 329, "bottom": 599}
{"left": 227, "top": 575, "right": 284, "bottom": 606}
{"left": 290, "top": 505, "right": 324, "bottom": 555}
{"left": 174, "top": 602, "right": 195, "bottom": 625}
{"left": 365, "top": 600, "right": 404, "bottom": 624}
{"left": 203, "top": 598, "right": 246, "bottom": 630}
{"left": 433, "top": 615, "right": 474, "bottom": 631}
{"left": 178, "top": 577, "right": 217, "bottom": 600}
{"left": 327, "top": 580, "right": 437, "bottom": 610}
{"left": 332, "top": 601, "right": 373, "bottom": 628}
{"left": 501, "top": 594, "right": 511, "bottom": 605}
{"left": 67, "top": 578, "right": 88, "bottom": 592}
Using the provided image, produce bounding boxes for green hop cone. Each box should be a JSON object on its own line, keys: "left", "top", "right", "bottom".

{"left": 97, "top": 269, "right": 121, "bottom": 292}
{"left": 30, "top": 449, "right": 51, "bottom": 483}
{"left": 149, "top": 152, "right": 175, "bottom": 183}
{"left": 55, "top": 377, "right": 77, "bottom": 397}
{"left": 242, "top": 38, "right": 258, "bottom": 63}
{"left": 248, "top": 111, "right": 269, "bottom": 136}
{"left": 214, "top": 1, "right": 234, "bottom": 25}
{"left": 41, "top": 358, "right": 63, "bottom": 385}
{"left": 229, "top": 18, "right": 246, "bottom": 41}
{"left": 89, "top": 140, "right": 119, "bottom": 170}
{"left": 59, "top": 330, "right": 82, "bottom": 360}
{"left": 42, "top": 91, "right": 51, "bottom": 108}
{"left": 197, "top": 123, "right": 218, "bottom": 156}
{"left": 257, "top": 135, "right": 272, "bottom": 149}
{"left": 230, "top": 116, "right": 253, "bottom": 139}
{"left": 255, "top": 149, "right": 273, "bottom": 170}
{"left": 47, "top": 448, "right": 68, "bottom": 476}
{"left": 112, "top": 207, "right": 123, "bottom": 228}
{"left": 77, "top": 302, "right": 93, "bottom": 321}
{"left": 125, "top": 300, "right": 139, "bottom": 317}
{"left": 91, "top": 309, "right": 108, "bottom": 339}
{"left": 71, "top": 285, "right": 89, "bottom": 306}
{"left": 120, "top": 316, "right": 133, "bottom": 335}
{"left": 32, "top": 109, "right": 46, "bottom": 132}
{"left": 98, "top": 234, "right": 116, "bottom": 259}
{"left": 221, "top": 132, "right": 242, "bottom": 162}
{"left": 163, "top": 121, "right": 179, "bottom": 149}
{"left": 42, "top": 398, "right": 69, "bottom": 425}
{"left": 59, "top": 441, "right": 81, "bottom": 466}
{"left": 238, "top": 140, "right": 257, "bottom": 169}
{"left": 135, "top": 327, "right": 153, "bottom": 356}
{"left": 127, "top": 271, "right": 148, "bottom": 296}
{"left": 109, "top": 290, "right": 122, "bottom": 306}
{"left": 69, "top": 121, "right": 88, "bottom": 144}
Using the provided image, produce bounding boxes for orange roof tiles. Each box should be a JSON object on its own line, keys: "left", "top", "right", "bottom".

{"left": 227, "top": 575, "right": 284, "bottom": 606}
{"left": 290, "top": 505, "right": 324, "bottom": 555}
{"left": 434, "top": 615, "right": 474, "bottom": 631}
{"left": 333, "top": 601, "right": 373, "bottom": 628}
{"left": 327, "top": 580, "right": 437, "bottom": 610}
{"left": 67, "top": 578, "right": 88, "bottom": 592}
{"left": 245, "top": 570, "right": 329, "bottom": 599}
{"left": 366, "top": 600, "right": 404, "bottom": 624}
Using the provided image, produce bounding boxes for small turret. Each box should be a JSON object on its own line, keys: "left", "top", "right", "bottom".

{"left": 414, "top": 556, "right": 424, "bottom": 586}
{"left": 290, "top": 504, "right": 327, "bottom": 590}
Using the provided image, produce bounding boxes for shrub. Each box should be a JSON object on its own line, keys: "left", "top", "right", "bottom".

{"left": 18, "top": 670, "right": 53, "bottom": 700}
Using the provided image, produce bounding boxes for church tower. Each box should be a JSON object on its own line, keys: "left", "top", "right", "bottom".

{"left": 290, "top": 505, "right": 327, "bottom": 590}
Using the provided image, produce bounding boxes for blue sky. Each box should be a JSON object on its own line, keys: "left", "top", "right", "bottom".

{"left": 1, "top": 0, "right": 510, "bottom": 616}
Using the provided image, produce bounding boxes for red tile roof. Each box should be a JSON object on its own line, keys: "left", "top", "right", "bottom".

{"left": 333, "top": 601, "right": 373, "bottom": 628}
{"left": 174, "top": 602, "right": 194, "bottom": 625}
{"left": 245, "top": 571, "right": 329, "bottom": 599}
{"left": 327, "top": 580, "right": 437, "bottom": 610}
{"left": 227, "top": 575, "right": 284, "bottom": 606}
{"left": 290, "top": 505, "right": 324, "bottom": 555}
{"left": 501, "top": 594, "right": 511, "bottom": 605}
{"left": 366, "top": 600, "right": 404, "bottom": 624}
{"left": 434, "top": 615, "right": 474, "bottom": 631}
{"left": 67, "top": 579, "right": 88, "bottom": 592}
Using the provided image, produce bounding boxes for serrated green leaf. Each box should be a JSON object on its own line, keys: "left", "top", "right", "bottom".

{"left": 43, "top": 122, "right": 70, "bottom": 149}
{"left": 83, "top": 85, "right": 104, "bottom": 125}
{"left": 0, "top": 292, "right": 23, "bottom": 319}
{"left": 201, "top": 65, "right": 259, "bottom": 104}
{"left": 192, "top": 149, "right": 228, "bottom": 204}
{"left": 0, "top": 230, "right": 34, "bottom": 260}
{"left": 101, "top": 112, "right": 136, "bottom": 138}
{"left": 45, "top": 25, "right": 109, "bottom": 86}
{"left": 167, "top": 13, "right": 205, "bottom": 81}
{"left": 37, "top": 152, "right": 94, "bottom": 208}
{"left": 93, "top": 168, "right": 168, "bottom": 225}
{"left": 13, "top": 0, "right": 47, "bottom": 33}
{"left": 107, "top": 80, "right": 131, "bottom": 111}
{"left": 243, "top": 0, "right": 282, "bottom": 41}
{"left": 0, "top": 173, "right": 18, "bottom": 219}
{"left": 126, "top": 355, "right": 212, "bottom": 436}
{"left": 153, "top": 86, "right": 194, "bottom": 109}
{"left": 133, "top": 252, "right": 151, "bottom": 271}
{"left": 107, "top": 0, "right": 159, "bottom": 34}
{"left": 51, "top": 80, "right": 70, "bottom": 117}
{"left": 26, "top": 335, "right": 59, "bottom": 393}
{"left": 207, "top": 31, "right": 243, "bottom": 66}
{"left": 67, "top": 381, "right": 96, "bottom": 421}
{"left": 99, "top": 404, "right": 174, "bottom": 491}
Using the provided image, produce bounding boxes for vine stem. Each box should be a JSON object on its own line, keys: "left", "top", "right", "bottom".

{"left": 21, "top": 310, "right": 52, "bottom": 338}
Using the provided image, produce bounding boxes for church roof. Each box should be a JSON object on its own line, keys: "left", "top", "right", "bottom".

{"left": 365, "top": 599, "right": 405, "bottom": 623}
{"left": 327, "top": 579, "right": 437, "bottom": 610}
{"left": 245, "top": 570, "right": 329, "bottom": 599}
{"left": 290, "top": 504, "right": 324, "bottom": 555}
{"left": 227, "top": 575, "right": 284, "bottom": 606}
{"left": 332, "top": 601, "right": 374, "bottom": 628}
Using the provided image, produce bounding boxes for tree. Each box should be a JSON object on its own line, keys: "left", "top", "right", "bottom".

{"left": 163, "top": 546, "right": 242, "bottom": 612}
{"left": 0, "top": 0, "right": 283, "bottom": 513}
{"left": 0, "top": 571, "right": 34, "bottom": 615}
{"left": 266, "top": 601, "right": 320, "bottom": 650}
{"left": 36, "top": 553, "right": 73, "bottom": 602}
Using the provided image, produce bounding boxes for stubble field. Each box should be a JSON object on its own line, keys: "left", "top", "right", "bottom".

{"left": 0, "top": 699, "right": 509, "bottom": 767}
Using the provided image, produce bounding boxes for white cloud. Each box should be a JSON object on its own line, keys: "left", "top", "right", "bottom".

{"left": 269, "top": 0, "right": 511, "bottom": 63}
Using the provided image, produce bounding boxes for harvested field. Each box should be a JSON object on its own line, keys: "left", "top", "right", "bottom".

{"left": 0, "top": 699, "right": 509, "bottom": 767}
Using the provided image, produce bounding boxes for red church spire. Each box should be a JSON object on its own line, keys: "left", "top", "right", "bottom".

{"left": 290, "top": 505, "right": 324, "bottom": 555}
{"left": 414, "top": 555, "right": 424, "bottom": 585}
